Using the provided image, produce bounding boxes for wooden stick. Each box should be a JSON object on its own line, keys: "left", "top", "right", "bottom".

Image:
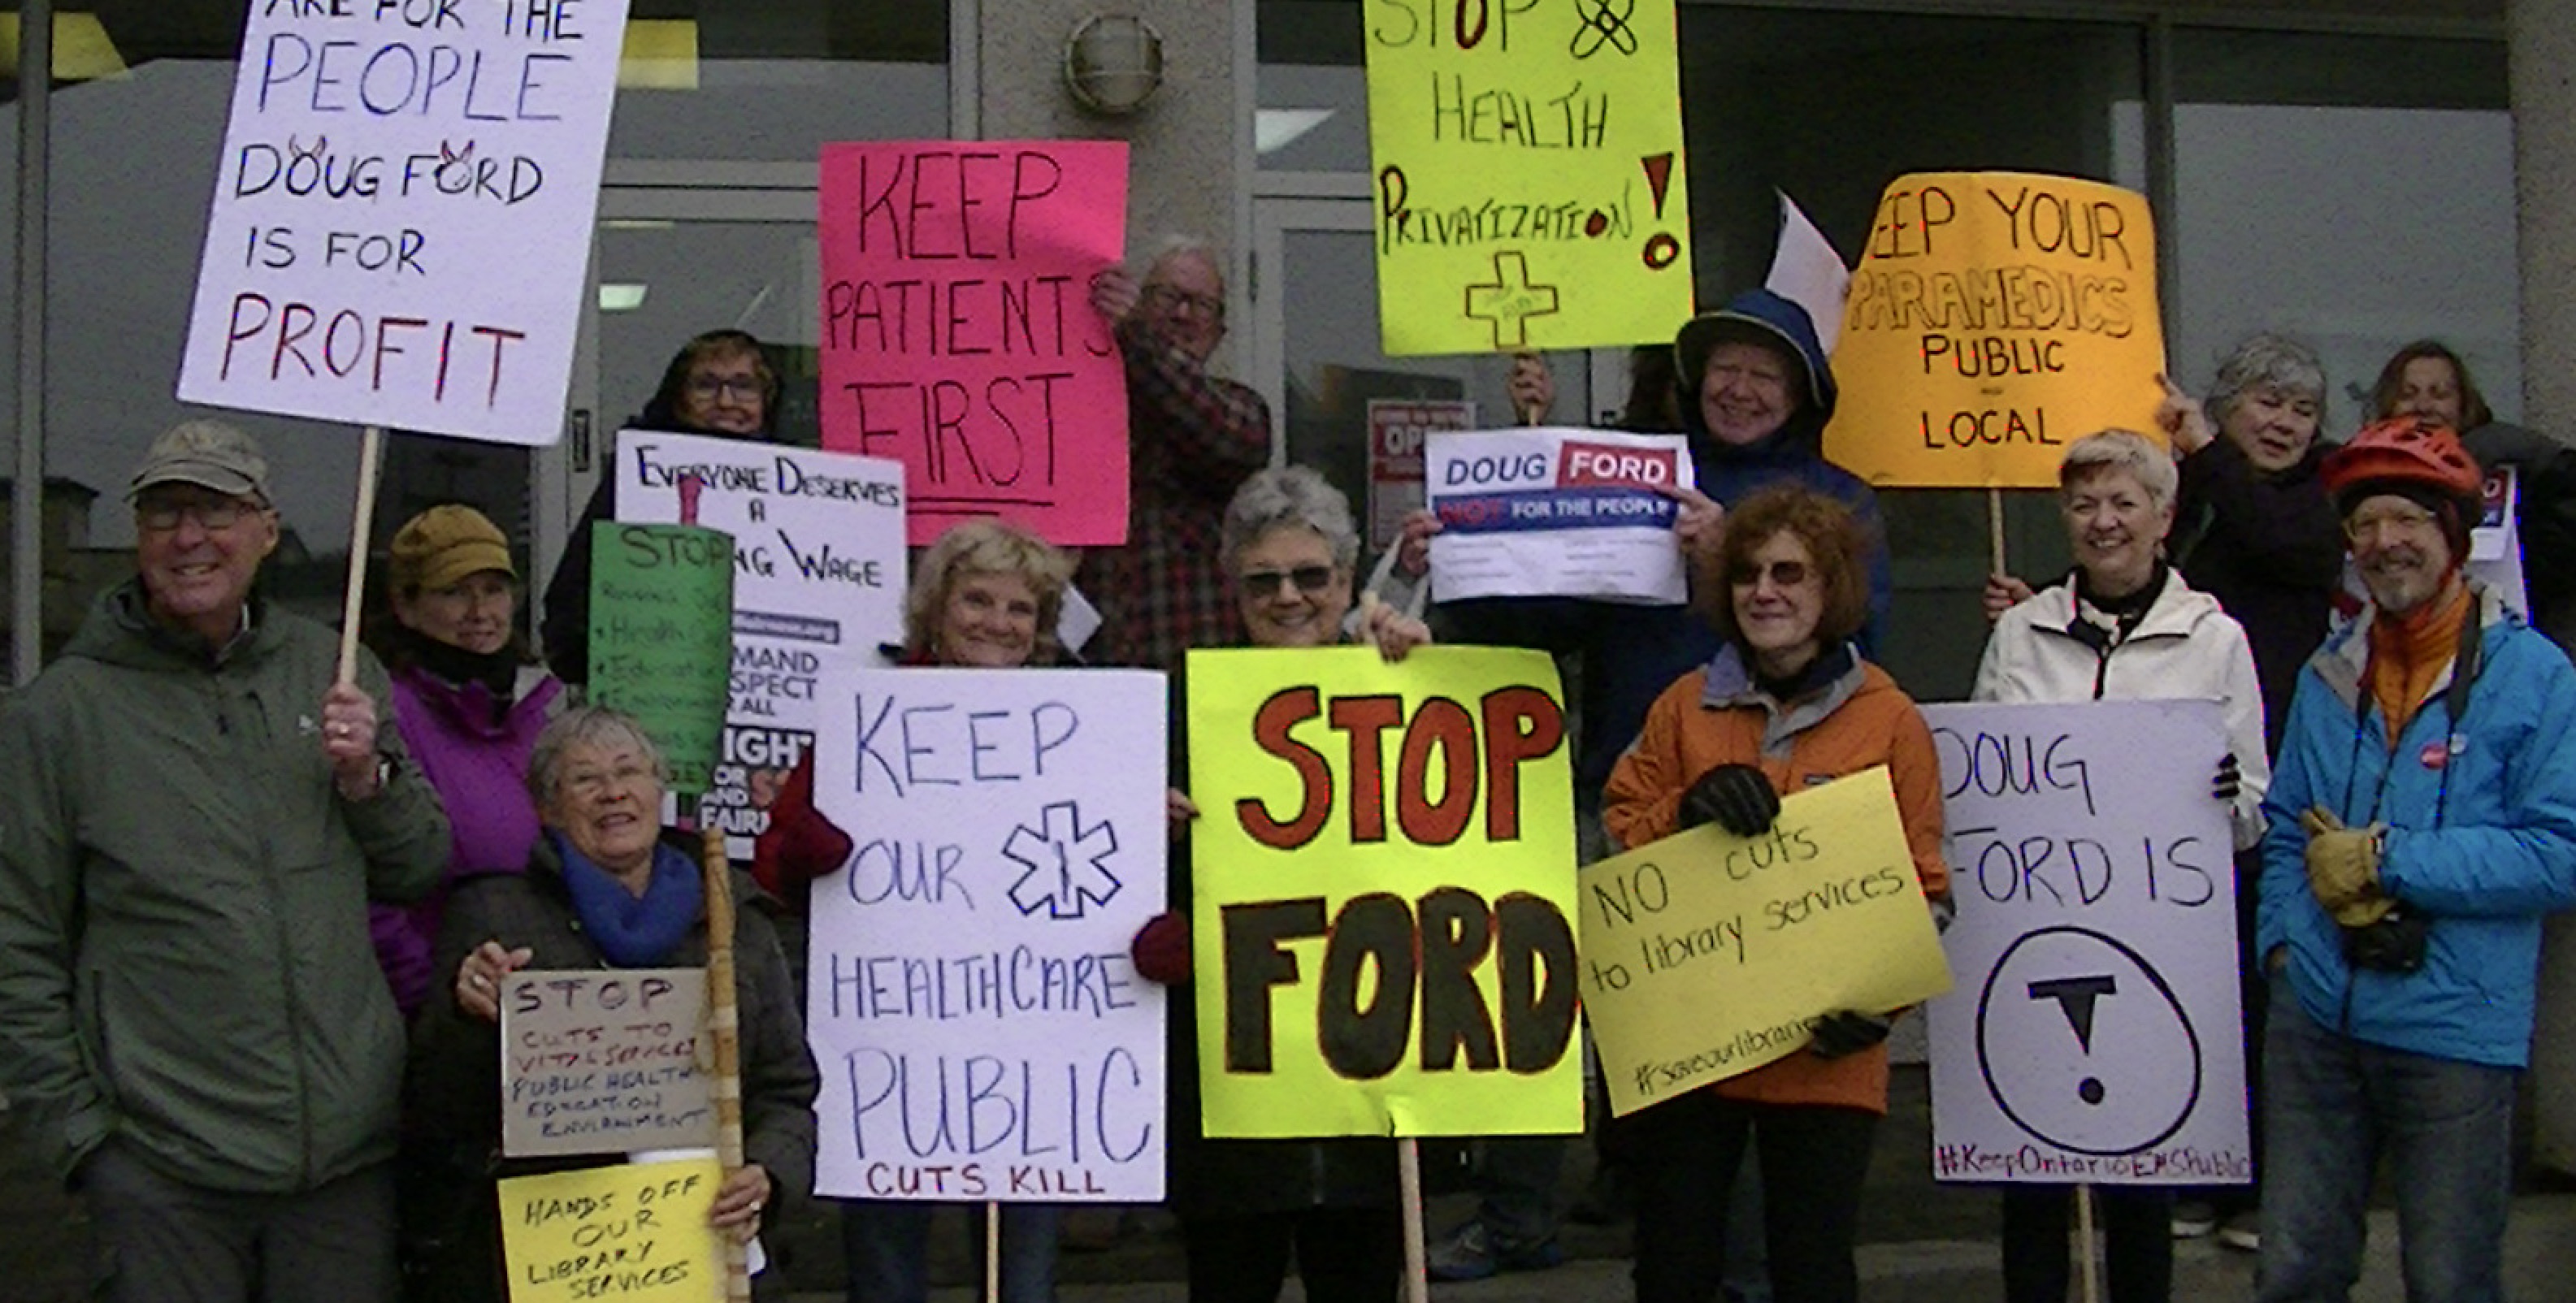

{"left": 335, "top": 426, "right": 385, "bottom": 684}
{"left": 1987, "top": 486, "right": 2008, "bottom": 578}
{"left": 700, "top": 820, "right": 752, "bottom": 1303}
{"left": 2075, "top": 1184, "right": 2101, "bottom": 1303}
{"left": 1398, "top": 1138, "right": 1429, "bottom": 1303}
{"left": 985, "top": 1201, "right": 1002, "bottom": 1303}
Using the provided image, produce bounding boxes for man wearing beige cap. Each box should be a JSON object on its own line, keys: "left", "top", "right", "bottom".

{"left": 0, "top": 419, "right": 450, "bottom": 1302}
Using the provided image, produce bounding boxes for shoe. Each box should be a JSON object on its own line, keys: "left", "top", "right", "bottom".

{"left": 2218, "top": 1211, "right": 2261, "bottom": 1253}
{"left": 2171, "top": 1200, "right": 2218, "bottom": 1239}
{"left": 1424, "top": 1221, "right": 1565, "bottom": 1283}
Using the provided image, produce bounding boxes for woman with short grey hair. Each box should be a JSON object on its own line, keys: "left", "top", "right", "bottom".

{"left": 402, "top": 706, "right": 818, "bottom": 1303}
{"left": 2158, "top": 333, "right": 2344, "bottom": 1252}
{"left": 1220, "top": 464, "right": 1363, "bottom": 575}
{"left": 2058, "top": 427, "right": 2179, "bottom": 512}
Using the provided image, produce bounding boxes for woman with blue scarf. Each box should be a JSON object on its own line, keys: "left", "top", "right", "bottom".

{"left": 400, "top": 707, "right": 818, "bottom": 1303}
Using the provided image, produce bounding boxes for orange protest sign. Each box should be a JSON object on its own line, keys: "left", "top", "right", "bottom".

{"left": 1824, "top": 172, "right": 2169, "bottom": 488}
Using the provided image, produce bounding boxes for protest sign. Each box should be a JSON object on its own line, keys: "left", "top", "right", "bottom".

{"left": 588, "top": 522, "right": 735, "bottom": 795}
{"left": 1186, "top": 646, "right": 1582, "bottom": 1138}
{"left": 1425, "top": 426, "right": 1693, "bottom": 604}
{"left": 2473, "top": 465, "right": 2527, "bottom": 614}
{"left": 1368, "top": 399, "right": 1473, "bottom": 550}
{"left": 1579, "top": 768, "right": 1952, "bottom": 1117}
{"left": 614, "top": 431, "right": 908, "bottom": 855}
{"left": 178, "top": 0, "right": 629, "bottom": 441}
{"left": 1824, "top": 173, "right": 2169, "bottom": 488}
{"left": 1922, "top": 700, "right": 2250, "bottom": 1186}
{"left": 1364, "top": 0, "right": 1693, "bottom": 355}
{"left": 501, "top": 968, "right": 712, "bottom": 1159}
{"left": 818, "top": 141, "right": 1130, "bottom": 545}
{"left": 498, "top": 1156, "right": 725, "bottom": 1303}
{"left": 808, "top": 668, "right": 1169, "bottom": 1201}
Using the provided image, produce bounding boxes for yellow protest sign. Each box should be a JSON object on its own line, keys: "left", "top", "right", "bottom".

{"left": 1186, "top": 646, "right": 1582, "bottom": 1137}
{"left": 1579, "top": 768, "right": 1953, "bottom": 1118}
{"left": 497, "top": 1157, "right": 725, "bottom": 1302}
{"left": 1364, "top": 0, "right": 1693, "bottom": 356}
{"left": 1824, "top": 172, "right": 2168, "bottom": 487}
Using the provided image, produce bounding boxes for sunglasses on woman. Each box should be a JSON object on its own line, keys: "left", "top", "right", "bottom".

{"left": 1238, "top": 565, "right": 1336, "bottom": 598}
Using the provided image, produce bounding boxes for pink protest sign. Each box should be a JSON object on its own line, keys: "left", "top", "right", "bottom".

{"left": 820, "top": 141, "right": 1132, "bottom": 546}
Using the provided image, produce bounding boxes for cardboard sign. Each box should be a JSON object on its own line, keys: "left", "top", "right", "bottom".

{"left": 588, "top": 522, "right": 735, "bottom": 795}
{"left": 1368, "top": 399, "right": 1473, "bottom": 550}
{"left": 1922, "top": 701, "right": 2251, "bottom": 1186}
{"left": 808, "top": 668, "right": 1169, "bottom": 1202}
{"left": 1579, "top": 768, "right": 1952, "bottom": 1117}
{"left": 614, "top": 431, "right": 909, "bottom": 856}
{"left": 501, "top": 968, "right": 712, "bottom": 1158}
{"left": 818, "top": 141, "right": 1131, "bottom": 545}
{"left": 1186, "top": 647, "right": 1582, "bottom": 1138}
{"left": 1825, "top": 173, "right": 2169, "bottom": 487}
{"left": 178, "top": 0, "right": 630, "bottom": 441}
{"left": 1425, "top": 426, "right": 1693, "bottom": 604}
{"left": 2472, "top": 465, "right": 2527, "bottom": 614}
{"left": 497, "top": 1157, "right": 725, "bottom": 1302}
{"left": 1364, "top": 0, "right": 1693, "bottom": 355}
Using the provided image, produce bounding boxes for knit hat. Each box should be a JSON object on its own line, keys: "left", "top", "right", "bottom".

{"left": 389, "top": 504, "right": 515, "bottom": 593}
{"left": 129, "top": 419, "right": 271, "bottom": 504}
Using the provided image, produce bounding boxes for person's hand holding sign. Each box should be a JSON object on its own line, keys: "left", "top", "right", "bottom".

{"left": 1664, "top": 483, "right": 1726, "bottom": 577}
{"left": 1356, "top": 591, "right": 1432, "bottom": 662}
{"left": 321, "top": 682, "right": 386, "bottom": 801}
{"left": 709, "top": 1163, "right": 773, "bottom": 1245}
{"left": 453, "top": 940, "right": 533, "bottom": 1023}
{"left": 1089, "top": 266, "right": 1140, "bottom": 326}
{"left": 1507, "top": 351, "right": 1555, "bottom": 426}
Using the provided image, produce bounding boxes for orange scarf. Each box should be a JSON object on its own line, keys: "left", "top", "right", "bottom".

{"left": 2366, "top": 582, "right": 2472, "bottom": 747}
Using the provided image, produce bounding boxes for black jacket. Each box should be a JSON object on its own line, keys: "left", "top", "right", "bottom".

{"left": 2171, "top": 438, "right": 2343, "bottom": 756}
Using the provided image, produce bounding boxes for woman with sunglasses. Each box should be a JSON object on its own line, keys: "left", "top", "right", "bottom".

{"left": 1974, "top": 431, "right": 2269, "bottom": 1303}
{"left": 1127, "top": 465, "right": 1431, "bottom": 1303}
{"left": 1602, "top": 485, "right": 1951, "bottom": 1303}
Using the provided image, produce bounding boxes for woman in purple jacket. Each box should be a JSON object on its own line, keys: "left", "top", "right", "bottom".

{"left": 366, "top": 504, "right": 563, "bottom": 1018}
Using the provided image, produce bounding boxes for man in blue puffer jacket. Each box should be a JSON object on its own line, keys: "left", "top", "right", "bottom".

{"left": 2256, "top": 417, "right": 2576, "bottom": 1303}
{"left": 1400, "top": 288, "right": 1890, "bottom": 1287}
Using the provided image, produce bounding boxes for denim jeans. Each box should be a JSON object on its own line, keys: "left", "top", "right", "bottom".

{"left": 841, "top": 1199, "right": 1060, "bottom": 1303}
{"left": 2257, "top": 978, "right": 2517, "bottom": 1303}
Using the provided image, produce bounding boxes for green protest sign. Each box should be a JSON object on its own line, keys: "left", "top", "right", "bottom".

{"left": 588, "top": 522, "right": 735, "bottom": 795}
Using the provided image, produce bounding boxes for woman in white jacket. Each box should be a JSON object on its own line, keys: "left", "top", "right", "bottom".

{"left": 1975, "top": 429, "right": 2270, "bottom": 1303}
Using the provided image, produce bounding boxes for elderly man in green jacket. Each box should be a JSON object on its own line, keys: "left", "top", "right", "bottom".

{"left": 0, "top": 420, "right": 450, "bottom": 1303}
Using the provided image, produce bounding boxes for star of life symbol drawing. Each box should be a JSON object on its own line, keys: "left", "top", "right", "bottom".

{"left": 1004, "top": 800, "right": 1124, "bottom": 920}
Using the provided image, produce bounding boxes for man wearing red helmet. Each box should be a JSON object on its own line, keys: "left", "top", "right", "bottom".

{"left": 2254, "top": 416, "right": 2576, "bottom": 1302}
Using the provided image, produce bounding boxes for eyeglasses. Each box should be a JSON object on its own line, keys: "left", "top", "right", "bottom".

{"left": 1238, "top": 565, "right": 1336, "bottom": 598}
{"left": 686, "top": 374, "right": 764, "bottom": 403}
{"left": 2344, "top": 504, "right": 2440, "bottom": 543}
{"left": 1144, "top": 284, "right": 1225, "bottom": 321}
{"left": 1727, "top": 559, "right": 1812, "bottom": 588}
{"left": 137, "top": 497, "right": 256, "bottom": 532}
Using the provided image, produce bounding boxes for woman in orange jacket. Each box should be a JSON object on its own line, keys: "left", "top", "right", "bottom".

{"left": 1604, "top": 485, "right": 1952, "bottom": 1303}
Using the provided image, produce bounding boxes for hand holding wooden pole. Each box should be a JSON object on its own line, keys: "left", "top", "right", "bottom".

{"left": 334, "top": 426, "right": 385, "bottom": 684}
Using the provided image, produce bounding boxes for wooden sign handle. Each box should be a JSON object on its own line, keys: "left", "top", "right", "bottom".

{"left": 334, "top": 426, "right": 384, "bottom": 685}
{"left": 699, "top": 820, "right": 751, "bottom": 1303}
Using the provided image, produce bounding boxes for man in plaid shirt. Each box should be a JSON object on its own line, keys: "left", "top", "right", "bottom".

{"left": 1082, "top": 238, "right": 1273, "bottom": 670}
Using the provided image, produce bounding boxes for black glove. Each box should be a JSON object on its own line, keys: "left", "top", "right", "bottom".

{"left": 1679, "top": 764, "right": 1780, "bottom": 838}
{"left": 1809, "top": 1010, "right": 1893, "bottom": 1059}
{"left": 2213, "top": 754, "right": 2242, "bottom": 803}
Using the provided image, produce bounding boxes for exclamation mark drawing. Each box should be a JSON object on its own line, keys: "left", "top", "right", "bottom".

{"left": 1640, "top": 153, "right": 1680, "bottom": 270}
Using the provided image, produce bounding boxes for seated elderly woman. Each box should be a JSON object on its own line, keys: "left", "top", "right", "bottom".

{"left": 401, "top": 707, "right": 817, "bottom": 1303}
{"left": 1130, "top": 465, "right": 1429, "bottom": 1303}
{"left": 1975, "top": 430, "right": 2270, "bottom": 1303}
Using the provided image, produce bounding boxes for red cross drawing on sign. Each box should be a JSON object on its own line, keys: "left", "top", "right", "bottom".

{"left": 1463, "top": 251, "right": 1561, "bottom": 349}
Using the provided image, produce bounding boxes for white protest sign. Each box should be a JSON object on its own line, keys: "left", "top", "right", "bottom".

{"left": 1922, "top": 700, "right": 2250, "bottom": 1187}
{"left": 1425, "top": 427, "right": 1694, "bottom": 604}
{"left": 615, "top": 431, "right": 909, "bottom": 857}
{"left": 808, "top": 668, "right": 1169, "bottom": 1201}
{"left": 2472, "top": 465, "right": 2526, "bottom": 615}
{"left": 501, "top": 968, "right": 713, "bottom": 1158}
{"left": 179, "top": 2, "right": 630, "bottom": 441}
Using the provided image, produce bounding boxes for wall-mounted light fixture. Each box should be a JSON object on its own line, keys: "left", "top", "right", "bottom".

{"left": 1063, "top": 14, "right": 1164, "bottom": 116}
